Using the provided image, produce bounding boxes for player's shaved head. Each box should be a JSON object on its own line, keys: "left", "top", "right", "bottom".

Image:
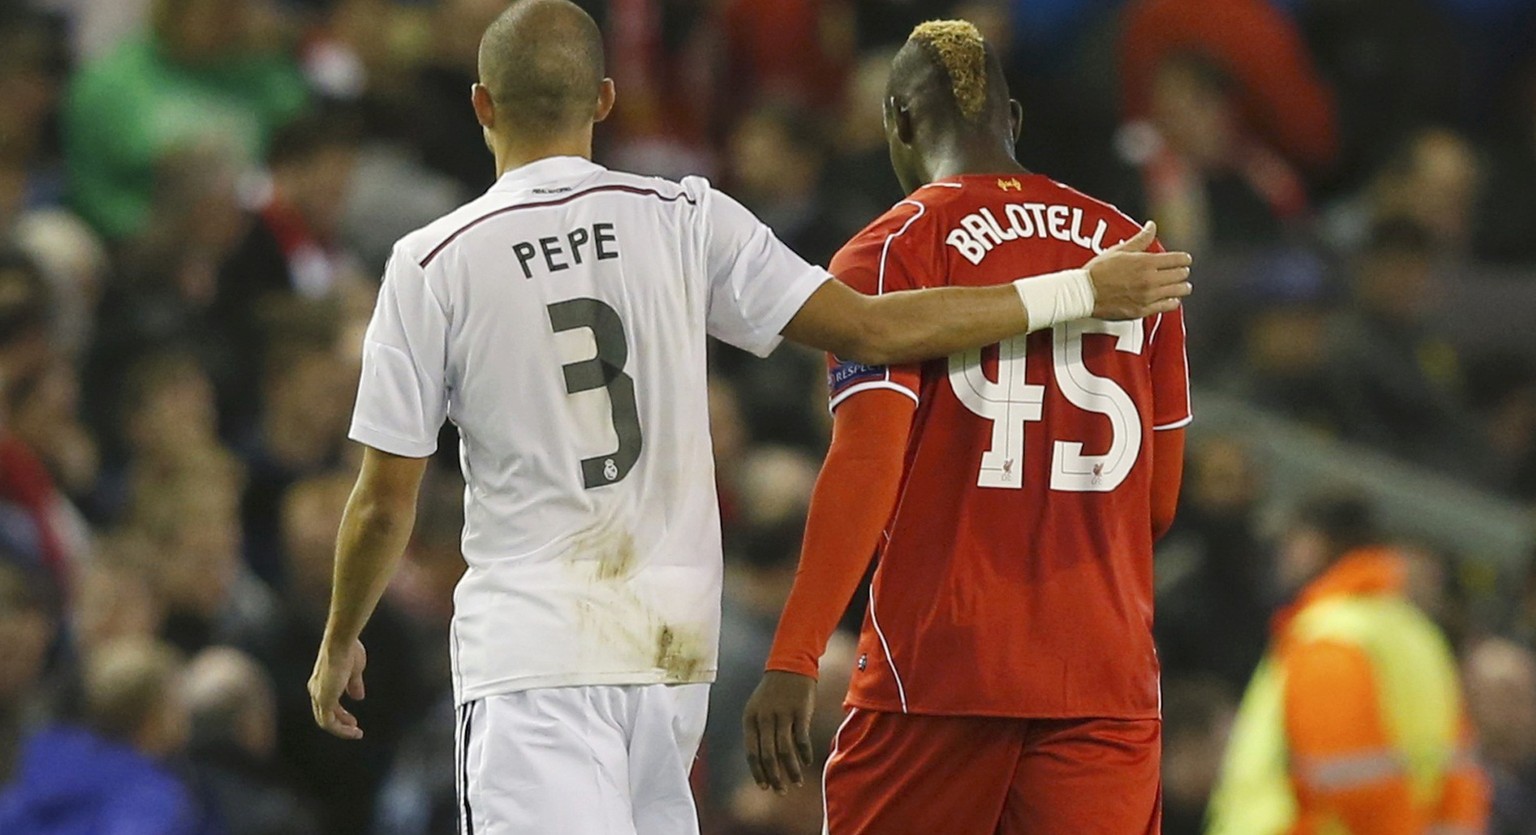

{"left": 883, "top": 20, "right": 1021, "bottom": 193}
{"left": 477, "top": 0, "right": 606, "bottom": 138}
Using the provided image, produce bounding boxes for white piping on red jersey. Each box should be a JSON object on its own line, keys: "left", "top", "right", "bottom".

{"left": 867, "top": 588, "right": 909, "bottom": 713}
{"left": 821, "top": 708, "right": 859, "bottom": 835}
{"left": 873, "top": 199, "right": 928, "bottom": 399}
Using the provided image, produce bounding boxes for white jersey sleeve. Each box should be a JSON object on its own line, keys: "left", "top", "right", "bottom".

{"left": 692, "top": 180, "right": 831, "bottom": 357}
{"left": 349, "top": 247, "right": 450, "bottom": 457}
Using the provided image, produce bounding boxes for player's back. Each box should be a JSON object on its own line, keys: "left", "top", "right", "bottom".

{"left": 352, "top": 156, "right": 827, "bottom": 703}
{"left": 826, "top": 174, "right": 1190, "bottom": 719}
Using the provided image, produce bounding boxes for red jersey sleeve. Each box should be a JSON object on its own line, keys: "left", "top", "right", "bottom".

{"left": 826, "top": 203, "right": 930, "bottom": 410}
{"left": 1148, "top": 306, "right": 1192, "bottom": 430}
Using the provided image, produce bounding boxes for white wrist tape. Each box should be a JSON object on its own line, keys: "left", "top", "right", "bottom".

{"left": 1013, "top": 268, "right": 1095, "bottom": 333}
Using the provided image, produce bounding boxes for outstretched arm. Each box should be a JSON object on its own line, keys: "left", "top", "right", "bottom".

{"left": 309, "top": 447, "right": 429, "bottom": 739}
{"left": 782, "top": 222, "right": 1191, "bottom": 366}
{"left": 743, "top": 389, "right": 917, "bottom": 793}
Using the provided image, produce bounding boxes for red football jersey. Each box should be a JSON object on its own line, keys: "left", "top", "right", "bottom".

{"left": 828, "top": 174, "right": 1190, "bottom": 720}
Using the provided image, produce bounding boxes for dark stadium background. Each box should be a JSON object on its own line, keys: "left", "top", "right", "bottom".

{"left": 0, "top": 0, "right": 1534, "bottom": 833}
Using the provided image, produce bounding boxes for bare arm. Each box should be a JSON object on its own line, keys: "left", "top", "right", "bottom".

{"left": 783, "top": 223, "right": 1192, "bottom": 366}
{"left": 309, "top": 446, "right": 429, "bottom": 738}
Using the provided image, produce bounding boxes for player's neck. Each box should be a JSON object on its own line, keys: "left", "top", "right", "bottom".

{"left": 925, "top": 144, "right": 1028, "bottom": 184}
{"left": 491, "top": 130, "right": 596, "bottom": 178}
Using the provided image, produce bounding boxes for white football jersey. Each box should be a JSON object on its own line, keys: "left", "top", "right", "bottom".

{"left": 350, "top": 156, "right": 830, "bottom": 704}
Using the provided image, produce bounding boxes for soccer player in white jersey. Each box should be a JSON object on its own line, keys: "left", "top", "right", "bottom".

{"left": 306, "top": 1, "right": 1192, "bottom": 833}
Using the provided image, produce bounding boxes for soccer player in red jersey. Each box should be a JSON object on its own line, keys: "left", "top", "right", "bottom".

{"left": 742, "top": 20, "right": 1191, "bottom": 835}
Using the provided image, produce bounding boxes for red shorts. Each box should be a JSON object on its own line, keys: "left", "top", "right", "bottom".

{"left": 823, "top": 709, "right": 1162, "bottom": 835}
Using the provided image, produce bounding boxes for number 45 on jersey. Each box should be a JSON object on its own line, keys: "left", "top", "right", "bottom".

{"left": 949, "top": 319, "right": 1143, "bottom": 493}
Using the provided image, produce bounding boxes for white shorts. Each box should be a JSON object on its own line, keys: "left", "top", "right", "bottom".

{"left": 455, "top": 683, "right": 710, "bottom": 835}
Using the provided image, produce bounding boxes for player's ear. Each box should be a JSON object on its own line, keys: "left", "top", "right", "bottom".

{"left": 593, "top": 78, "right": 616, "bottom": 124}
{"left": 1009, "top": 99, "right": 1023, "bottom": 144}
{"left": 471, "top": 83, "right": 496, "bottom": 130}
{"left": 888, "top": 96, "right": 915, "bottom": 145}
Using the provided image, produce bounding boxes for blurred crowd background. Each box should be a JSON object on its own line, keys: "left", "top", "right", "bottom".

{"left": 1, "top": 0, "right": 1535, "bottom": 833}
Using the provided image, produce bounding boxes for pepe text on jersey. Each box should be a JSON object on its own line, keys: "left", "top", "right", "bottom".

{"left": 511, "top": 222, "right": 620, "bottom": 278}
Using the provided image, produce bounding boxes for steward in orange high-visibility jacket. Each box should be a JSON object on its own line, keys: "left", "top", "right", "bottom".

{"left": 1207, "top": 498, "right": 1488, "bottom": 835}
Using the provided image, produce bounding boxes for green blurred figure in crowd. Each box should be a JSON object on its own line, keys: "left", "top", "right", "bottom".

{"left": 64, "top": 0, "right": 308, "bottom": 241}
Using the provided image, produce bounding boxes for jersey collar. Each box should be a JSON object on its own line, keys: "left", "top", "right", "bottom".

{"left": 490, "top": 156, "right": 606, "bottom": 192}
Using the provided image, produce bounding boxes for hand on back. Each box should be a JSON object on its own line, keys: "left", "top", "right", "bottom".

{"left": 1086, "top": 222, "right": 1193, "bottom": 321}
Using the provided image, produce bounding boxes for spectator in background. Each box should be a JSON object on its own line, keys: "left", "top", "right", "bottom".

{"left": 128, "top": 456, "right": 279, "bottom": 658}
{"left": 0, "top": 248, "right": 52, "bottom": 410}
{"left": 9, "top": 210, "right": 109, "bottom": 364}
{"left": 85, "top": 145, "right": 249, "bottom": 445}
{"left": 8, "top": 360, "right": 99, "bottom": 506}
{"left": 1397, "top": 543, "right": 1473, "bottom": 650}
{"left": 386, "top": 466, "right": 465, "bottom": 689}
{"left": 370, "top": 468, "right": 465, "bottom": 835}
{"left": 1477, "top": 57, "right": 1536, "bottom": 265}
{"left": 708, "top": 377, "right": 750, "bottom": 529}
{"left": 1463, "top": 639, "right": 1536, "bottom": 835}
{"left": 237, "top": 321, "right": 354, "bottom": 583}
{"left": 0, "top": 251, "right": 78, "bottom": 593}
{"left": 371, "top": 694, "right": 457, "bottom": 835}
{"left": 103, "top": 352, "right": 227, "bottom": 514}
{"left": 1466, "top": 353, "right": 1536, "bottom": 501}
{"left": 70, "top": 552, "right": 163, "bottom": 658}
{"left": 2, "top": 363, "right": 92, "bottom": 589}
{"left": 299, "top": 0, "right": 484, "bottom": 270}
{"left": 1286, "top": 0, "right": 1467, "bottom": 194}
{"left": 261, "top": 473, "right": 428, "bottom": 835}
{"left": 215, "top": 110, "right": 366, "bottom": 424}
{"left": 718, "top": 0, "right": 851, "bottom": 124}
{"left": 715, "top": 104, "right": 840, "bottom": 451}
{"left": 593, "top": 0, "right": 722, "bottom": 179}
{"left": 184, "top": 647, "right": 321, "bottom": 835}
{"left": 1322, "top": 220, "right": 1492, "bottom": 476}
{"left": 1322, "top": 127, "right": 1483, "bottom": 256}
{"left": 820, "top": 48, "right": 906, "bottom": 242}
{"left": 727, "top": 101, "right": 844, "bottom": 266}
{"left": 706, "top": 447, "right": 820, "bottom": 807}
{"left": 296, "top": 0, "right": 409, "bottom": 102}
{"left": 1208, "top": 495, "right": 1489, "bottom": 835}
{"left": 408, "top": 0, "right": 520, "bottom": 195}
{"left": 0, "top": 562, "right": 55, "bottom": 783}
{"left": 0, "top": 11, "right": 65, "bottom": 229}
{"left": 970, "top": 0, "right": 1126, "bottom": 198}
{"left": 0, "top": 637, "right": 215, "bottom": 835}
{"left": 53, "top": 0, "right": 157, "bottom": 62}
{"left": 1116, "top": 51, "right": 1308, "bottom": 253}
{"left": 720, "top": 631, "right": 858, "bottom": 835}
{"left": 1159, "top": 677, "right": 1237, "bottom": 835}
{"left": 1514, "top": 556, "right": 1536, "bottom": 648}
{"left": 62, "top": 0, "right": 307, "bottom": 241}
{"left": 1155, "top": 437, "right": 1272, "bottom": 689}
{"left": 1222, "top": 271, "right": 1336, "bottom": 430}
{"left": 1118, "top": 0, "right": 1338, "bottom": 179}
{"left": 708, "top": 503, "right": 812, "bottom": 807}
{"left": 729, "top": 446, "right": 821, "bottom": 532}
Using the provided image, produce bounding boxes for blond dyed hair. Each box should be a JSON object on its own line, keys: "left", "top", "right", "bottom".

{"left": 909, "top": 20, "right": 989, "bottom": 120}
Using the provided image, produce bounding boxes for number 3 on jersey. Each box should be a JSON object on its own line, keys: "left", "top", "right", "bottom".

{"left": 547, "top": 298, "right": 643, "bottom": 489}
{"left": 949, "top": 320, "right": 1143, "bottom": 492}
